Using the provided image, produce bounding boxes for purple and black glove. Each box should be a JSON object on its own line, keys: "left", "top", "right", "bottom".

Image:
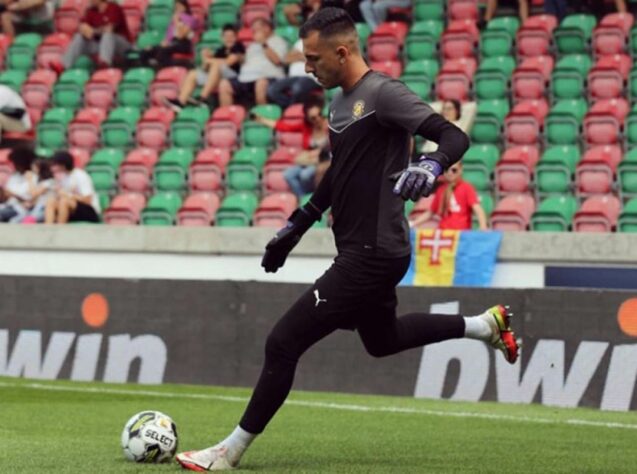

{"left": 392, "top": 155, "right": 443, "bottom": 201}
{"left": 261, "top": 204, "right": 320, "bottom": 273}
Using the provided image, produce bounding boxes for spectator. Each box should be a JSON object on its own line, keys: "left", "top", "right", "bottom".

{"left": 217, "top": 18, "right": 288, "bottom": 107}
{"left": 52, "top": 0, "right": 131, "bottom": 72}
{"left": 140, "top": 0, "right": 198, "bottom": 68}
{"left": 253, "top": 96, "right": 328, "bottom": 197}
{"left": 323, "top": 0, "right": 364, "bottom": 23}
{"left": 421, "top": 100, "right": 476, "bottom": 154}
{"left": 0, "top": 84, "right": 31, "bottom": 142}
{"left": 0, "top": 147, "right": 35, "bottom": 222}
{"left": 267, "top": 38, "right": 321, "bottom": 108}
{"left": 483, "top": 0, "right": 528, "bottom": 26}
{"left": 0, "top": 0, "right": 54, "bottom": 38}
{"left": 21, "top": 158, "right": 53, "bottom": 223}
{"left": 409, "top": 162, "right": 488, "bottom": 231}
{"left": 164, "top": 24, "right": 245, "bottom": 111}
{"left": 544, "top": 0, "right": 569, "bottom": 21}
{"left": 45, "top": 151, "right": 100, "bottom": 224}
{"left": 283, "top": 0, "right": 321, "bottom": 27}
{"left": 580, "top": 0, "right": 627, "bottom": 17}
{"left": 359, "top": 0, "right": 411, "bottom": 31}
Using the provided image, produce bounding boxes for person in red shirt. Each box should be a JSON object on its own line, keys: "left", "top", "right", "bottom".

{"left": 410, "top": 161, "right": 488, "bottom": 230}
{"left": 55, "top": 0, "right": 130, "bottom": 71}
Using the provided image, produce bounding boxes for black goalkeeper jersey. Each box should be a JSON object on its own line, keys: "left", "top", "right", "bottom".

{"left": 322, "top": 70, "right": 435, "bottom": 258}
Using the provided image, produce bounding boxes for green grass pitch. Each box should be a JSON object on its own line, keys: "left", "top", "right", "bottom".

{"left": 2, "top": 376, "right": 637, "bottom": 473}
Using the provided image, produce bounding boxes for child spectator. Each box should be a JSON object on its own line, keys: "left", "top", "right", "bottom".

{"left": 21, "top": 158, "right": 53, "bottom": 223}
{"left": 0, "top": 147, "right": 35, "bottom": 222}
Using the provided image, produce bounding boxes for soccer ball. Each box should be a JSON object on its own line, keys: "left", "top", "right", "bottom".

{"left": 121, "top": 411, "right": 178, "bottom": 463}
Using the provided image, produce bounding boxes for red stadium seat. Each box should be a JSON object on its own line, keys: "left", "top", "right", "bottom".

{"left": 67, "top": 107, "right": 108, "bottom": 151}
{"left": 54, "top": 0, "right": 88, "bottom": 36}
{"left": 511, "top": 56, "right": 553, "bottom": 102}
{"left": 495, "top": 146, "right": 540, "bottom": 195}
{"left": 122, "top": 0, "right": 148, "bottom": 40}
{"left": 592, "top": 13, "right": 633, "bottom": 56}
{"left": 84, "top": 68, "right": 122, "bottom": 109}
{"left": 136, "top": 106, "right": 176, "bottom": 150}
{"left": 374, "top": 21, "right": 409, "bottom": 43}
{"left": 504, "top": 99, "right": 549, "bottom": 147}
{"left": 582, "top": 98, "right": 629, "bottom": 147}
{"left": 118, "top": 147, "right": 158, "bottom": 193}
{"left": 241, "top": 3, "right": 271, "bottom": 28}
{"left": 448, "top": 0, "right": 479, "bottom": 21}
{"left": 490, "top": 194, "right": 536, "bottom": 231}
{"left": 516, "top": 14, "right": 558, "bottom": 58}
{"left": 370, "top": 60, "right": 403, "bottom": 78}
{"left": 440, "top": 20, "right": 479, "bottom": 60}
{"left": 211, "top": 105, "right": 246, "bottom": 129}
{"left": 36, "top": 33, "right": 70, "bottom": 69}
{"left": 177, "top": 192, "right": 220, "bottom": 226}
{"left": 103, "top": 193, "right": 147, "bottom": 225}
{"left": 69, "top": 147, "right": 91, "bottom": 168}
{"left": 149, "top": 67, "right": 187, "bottom": 106}
{"left": 588, "top": 55, "right": 632, "bottom": 101}
{"left": 573, "top": 194, "right": 621, "bottom": 232}
{"left": 436, "top": 57, "right": 478, "bottom": 102}
{"left": 262, "top": 147, "right": 299, "bottom": 193}
{"left": 253, "top": 192, "right": 298, "bottom": 227}
{"left": 237, "top": 26, "right": 254, "bottom": 46}
{"left": 21, "top": 69, "right": 57, "bottom": 110}
{"left": 367, "top": 33, "right": 401, "bottom": 62}
{"left": 205, "top": 121, "right": 239, "bottom": 150}
{"left": 575, "top": 145, "right": 622, "bottom": 196}
{"left": 189, "top": 148, "right": 230, "bottom": 192}
{"left": 0, "top": 34, "right": 13, "bottom": 68}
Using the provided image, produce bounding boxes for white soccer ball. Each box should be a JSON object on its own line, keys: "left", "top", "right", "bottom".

{"left": 121, "top": 410, "right": 178, "bottom": 463}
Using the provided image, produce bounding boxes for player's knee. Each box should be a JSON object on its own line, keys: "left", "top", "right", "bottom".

{"left": 264, "top": 329, "right": 297, "bottom": 363}
{"left": 361, "top": 338, "right": 392, "bottom": 358}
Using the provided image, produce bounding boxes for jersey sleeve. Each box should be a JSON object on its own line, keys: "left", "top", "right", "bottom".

{"left": 376, "top": 79, "right": 436, "bottom": 134}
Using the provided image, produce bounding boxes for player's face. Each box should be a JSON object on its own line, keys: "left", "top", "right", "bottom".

{"left": 303, "top": 31, "right": 344, "bottom": 89}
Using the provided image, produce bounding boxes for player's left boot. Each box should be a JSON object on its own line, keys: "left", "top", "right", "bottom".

{"left": 176, "top": 445, "right": 236, "bottom": 471}
{"left": 478, "top": 304, "right": 520, "bottom": 364}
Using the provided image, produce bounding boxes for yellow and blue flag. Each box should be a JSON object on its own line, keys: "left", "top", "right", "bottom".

{"left": 400, "top": 229, "right": 502, "bottom": 287}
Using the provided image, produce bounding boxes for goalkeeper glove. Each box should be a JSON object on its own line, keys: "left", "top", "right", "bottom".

{"left": 392, "top": 154, "right": 444, "bottom": 201}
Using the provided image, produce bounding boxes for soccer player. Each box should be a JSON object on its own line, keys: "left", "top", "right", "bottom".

{"left": 176, "top": 8, "right": 520, "bottom": 471}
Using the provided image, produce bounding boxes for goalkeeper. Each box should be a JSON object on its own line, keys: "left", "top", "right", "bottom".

{"left": 177, "top": 7, "right": 520, "bottom": 472}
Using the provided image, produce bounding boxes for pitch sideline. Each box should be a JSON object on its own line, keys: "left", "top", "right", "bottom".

{"left": 1, "top": 380, "right": 636, "bottom": 431}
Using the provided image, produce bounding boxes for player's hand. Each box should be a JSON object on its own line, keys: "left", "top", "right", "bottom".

{"left": 392, "top": 156, "right": 443, "bottom": 202}
{"left": 262, "top": 206, "right": 318, "bottom": 273}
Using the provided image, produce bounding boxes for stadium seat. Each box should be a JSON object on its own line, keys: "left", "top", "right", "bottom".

{"left": 535, "top": 145, "right": 581, "bottom": 195}
{"left": 573, "top": 194, "right": 621, "bottom": 232}
{"left": 583, "top": 98, "right": 629, "bottom": 147}
{"left": 177, "top": 192, "right": 221, "bottom": 226}
{"left": 275, "top": 25, "right": 299, "bottom": 47}
{"left": 414, "top": 0, "right": 444, "bottom": 21}
{"left": 84, "top": 68, "right": 123, "bottom": 109}
{"left": 435, "top": 58, "right": 477, "bottom": 101}
{"left": 375, "top": 21, "right": 409, "bottom": 44}
{"left": 118, "top": 147, "right": 158, "bottom": 194}
{"left": 136, "top": 106, "right": 176, "bottom": 150}
{"left": 0, "top": 70, "right": 27, "bottom": 93}
{"left": 370, "top": 60, "right": 403, "bottom": 78}
{"left": 474, "top": 56, "right": 515, "bottom": 100}
{"left": 154, "top": 148, "right": 195, "bottom": 192}
{"left": 241, "top": 105, "right": 281, "bottom": 148}
{"left": 149, "top": 67, "right": 188, "bottom": 106}
{"left": 36, "top": 33, "right": 71, "bottom": 69}
{"left": 52, "top": 69, "right": 91, "bottom": 109}
{"left": 440, "top": 20, "right": 479, "bottom": 60}
{"left": 470, "top": 99, "right": 510, "bottom": 144}
{"left": 103, "top": 193, "right": 147, "bottom": 225}
{"left": 208, "top": 0, "right": 239, "bottom": 28}
{"left": 368, "top": 31, "right": 401, "bottom": 62}
{"left": 504, "top": 99, "right": 549, "bottom": 147}
{"left": 216, "top": 191, "right": 259, "bottom": 226}
{"left": 575, "top": 145, "right": 622, "bottom": 196}
{"left": 68, "top": 147, "right": 91, "bottom": 168}
{"left": 67, "top": 107, "right": 108, "bottom": 151}
{"left": 253, "top": 192, "right": 298, "bottom": 227}
{"left": 211, "top": 105, "right": 247, "bottom": 128}
{"left": 171, "top": 106, "right": 210, "bottom": 149}
{"left": 141, "top": 192, "right": 183, "bottom": 226}
{"left": 448, "top": 0, "right": 478, "bottom": 21}
{"left": 588, "top": 54, "right": 632, "bottom": 101}
{"left": 101, "top": 107, "right": 141, "bottom": 148}
{"left": 618, "top": 197, "right": 637, "bottom": 232}
{"left": 54, "top": 0, "right": 85, "bottom": 36}
{"left": 241, "top": 2, "right": 271, "bottom": 28}
{"left": 86, "top": 148, "right": 125, "bottom": 192}
{"left": 495, "top": 145, "right": 540, "bottom": 195}
{"left": 511, "top": 56, "right": 554, "bottom": 102}
{"left": 189, "top": 148, "right": 230, "bottom": 193}
{"left": 490, "top": 194, "right": 536, "bottom": 231}
{"left": 530, "top": 195, "right": 578, "bottom": 231}
{"left": 516, "top": 14, "right": 558, "bottom": 58}
{"left": 480, "top": 20, "right": 515, "bottom": 58}
{"left": 592, "top": 12, "right": 634, "bottom": 57}
{"left": 618, "top": 147, "right": 637, "bottom": 198}
{"left": 7, "top": 33, "right": 42, "bottom": 70}
{"left": 122, "top": 0, "right": 148, "bottom": 40}
{"left": 462, "top": 143, "right": 500, "bottom": 191}
{"left": 21, "top": 69, "right": 57, "bottom": 110}
{"left": 145, "top": 0, "right": 172, "bottom": 33}
{"left": 551, "top": 54, "right": 593, "bottom": 101}
{"left": 117, "top": 67, "right": 155, "bottom": 108}
{"left": 227, "top": 147, "right": 268, "bottom": 191}
{"left": 262, "top": 147, "right": 299, "bottom": 194}
{"left": 554, "top": 13, "right": 597, "bottom": 55}
{"left": 36, "top": 107, "right": 74, "bottom": 149}
{"left": 544, "top": 99, "right": 588, "bottom": 146}
{"left": 404, "top": 20, "right": 443, "bottom": 60}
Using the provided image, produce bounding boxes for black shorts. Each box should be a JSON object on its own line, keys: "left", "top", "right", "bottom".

{"left": 69, "top": 201, "right": 99, "bottom": 223}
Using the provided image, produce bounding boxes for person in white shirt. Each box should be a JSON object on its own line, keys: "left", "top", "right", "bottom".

{"left": 45, "top": 151, "right": 100, "bottom": 224}
{"left": 0, "top": 0, "right": 54, "bottom": 38}
{"left": 421, "top": 100, "right": 476, "bottom": 153}
{"left": 0, "top": 84, "right": 31, "bottom": 142}
{"left": 217, "top": 18, "right": 288, "bottom": 106}
{"left": 268, "top": 38, "right": 321, "bottom": 108}
{"left": 0, "top": 147, "right": 36, "bottom": 222}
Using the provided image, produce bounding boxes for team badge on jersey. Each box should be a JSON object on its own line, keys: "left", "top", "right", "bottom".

{"left": 352, "top": 100, "right": 365, "bottom": 119}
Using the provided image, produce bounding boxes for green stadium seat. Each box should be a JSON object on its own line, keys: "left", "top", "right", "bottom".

{"left": 531, "top": 195, "right": 578, "bottom": 231}
{"left": 136, "top": 30, "right": 163, "bottom": 49}
{"left": 535, "top": 145, "right": 581, "bottom": 195}
{"left": 7, "top": 33, "right": 42, "bottom": 70}
{"left": 242, "top": 105, "right": 281, "bottom": 148}
{"left": 216, "top": 191, "right": 259, "bottom": 226}
{"left": 462, "top": 144, "right": 500, "bottom": 191}
{"left": 544, "top": 99, "right": 588, "bottom": 146}
{"left": 101, "top": 107, "right": 141, "bottom": 148}
{"left": 480, "top": 29, "right": 513, "bottom": 58}
{"left": 474, "top": 56, "right": 516, "bottom": 100}
{"left": 117, "top": 68, "right": 155, "bottom": 108}
{"left": 86, "top": 148, "right": 125, "bottom": 192}
{"left": 551, "top": 54, "right": 593, "bottom": 100}
{"left": 72, "top": 55, "right": 95, "bottom": 71}
{"left": 470, "top": 100, "right": 510, "bottom": 144}
{"left": 401, "top": 73, "right": 431, "bottom": 100}
{"left": 618, "top": 197, "right": 637, "bottom": 232}
{"left": 275, "top": 26, "right": 299, "bottom": 46}
{"left": 145, "top": 4, "right": 173, "bottom": 33}
{"left": 36, "top": 107, "right": 74, "bottom": 149}
{"left": 0, "top": 70, "right": 28, "bottom": 91}
{"left": 208, "top": 2, "right": 239, "bottom": 29}
{"left": 414, "top": 0, "right": 444, "bottom": 21}
{"left": 619, "top": 148, "right": 637, "bottom": 198}
{"left": 195, "top": 29, "right": 221, "bottom": 65}
{"left": 477, "top": 191, "right": 494, "bottom": 216}
{"left": 171, "top": 106, "right": 210, "bottom": 148}
{"left": 355, "top": 23, "right": 371, "bottom": 50}
{"left": 554, "top": 14, "right": 596, "bottom": 55}
{"left": 227, "top": 147, "right": 268, "bottom": 191}
{"left": 154, "top": 148, "right": 195, "bottom": 192}
{"left": 404, "top": 58, "right": 440, "bottom": 80}
{"left": 405, "top": 20, "right": 444, "bottom": 60}
{"left": 98, "top": 192, "right": 110, "bottom": 214}
{"left": 52, "top": 69, "right": 91, "bottom": 109}
{"left": 141, "top": 192, "right": 183, "bottom": 226}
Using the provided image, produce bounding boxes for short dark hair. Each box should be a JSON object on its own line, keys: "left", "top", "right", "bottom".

{"left": 303, "top": 95, "right": 325, "bottom": 115}
{"left": 34, "top": 158, "right": 52, "bottom": 181}
{"left": 8, "top": 148, "right": 36, "bottom": 174}
{"left": 222, "top": 23, "right": 237, "bottom": 33}
{"left": 175, "top": 0, "right": 191, "bottom": 14}
{"left": 299, "top": 7, "right": 356, "bottom": 39}
{"left": 51, "top": 151, "right": 75, "bottom": 171}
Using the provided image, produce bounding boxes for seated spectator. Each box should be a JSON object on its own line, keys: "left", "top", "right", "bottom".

{"left": 22, "top": 158, "right": 53, "bottom": 223}
{"left": 217, "top": 18, "right": 288, "bottom": 107}
{"left": 0, "top": 147, "right": 35, "bottom": 222}
{"left": 283, "top": 0, "right": 321, "bottom": 26}
{"left": 544, "top": 0, "right": 569, "bottom": 21}
{"left": 45, "top": 151, "right": 100, "bottom": 224}
{"left": 483, "top": 0, "right": 528, "bottom": 26}
{"left": 323, "top": 0, "right": 364, "bottom": 23}
{"left": 165, "top": 24, "right": 245, "bottom": 111}
{"left": 0, "top": 0, "right": 54, "bottom": 38}
{"left": 52, "top": 0, "right": 131, "bottom": 72}
{"left": 421, "top": 100, "right": 476, "bottom": 154}
{"left": 580, "top": 0, "right": 627, "bottom": 17}
{"left": 267, "top": 38, "right": 321, "bottom": 108}
{"left": 253, "top": 96, "right": 328, "bottom": 197}
{"left": 409, "top": 162, "right": 488, "bottom": 231}
{"left": 359, "top": 0, "right": 411, "bottom": 31}
{"left": 0, "top": 84, "right": 32, "bottom": 142}
{"left": 140, "top": 0, "right": 198, "bottom": 68}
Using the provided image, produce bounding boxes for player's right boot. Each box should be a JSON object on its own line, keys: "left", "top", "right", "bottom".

{"left": 478, "top": 305, "right": 520, "bottom": 364}
{"left": 176, "top": 445, "right": 237, "bottom": 471}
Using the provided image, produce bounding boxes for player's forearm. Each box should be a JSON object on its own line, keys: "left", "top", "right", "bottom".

{"left": 308, "top": 164, "right": 332, "bottom": 213}
{"left": 416, "top": 114, "right": 470, "bottom": 169}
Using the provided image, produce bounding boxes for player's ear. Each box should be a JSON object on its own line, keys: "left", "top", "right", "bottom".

{"left": 336, "top": 46, "right": 348, "bottom": 65}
